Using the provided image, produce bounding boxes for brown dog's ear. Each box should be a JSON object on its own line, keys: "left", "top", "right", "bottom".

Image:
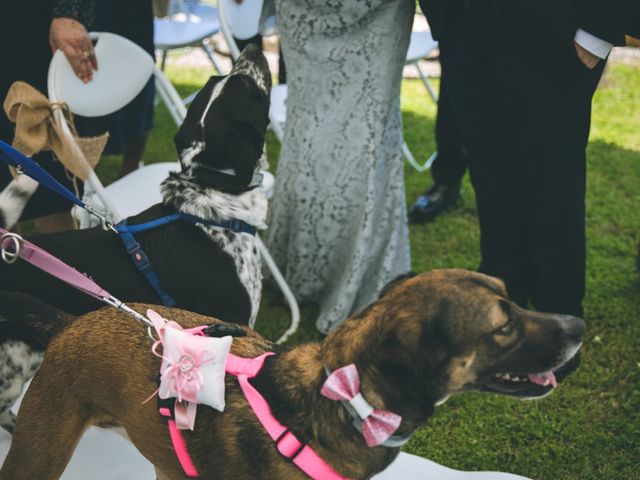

{"left": 371, "top": 317, "right": 450, "bottom": 410}
{"left": 379, "top": 272, "right": 417, "bottom": 299}
{"left": 377, "top": 313, "right": 449, "bottom": 381}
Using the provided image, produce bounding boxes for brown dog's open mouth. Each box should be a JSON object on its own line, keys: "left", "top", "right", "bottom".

{"left": 481, "top": 349, "right": 582, "bottom": 399}
{"left": 482, "top": 370, "right": 557, "bottom": 398}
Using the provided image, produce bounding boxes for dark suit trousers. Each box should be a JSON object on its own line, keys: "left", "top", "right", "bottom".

{"left": 439, "top": 2, "right": 605, "bottom": 317}
{"left": 431, "top": 72, "right": 468, "bottom": 187}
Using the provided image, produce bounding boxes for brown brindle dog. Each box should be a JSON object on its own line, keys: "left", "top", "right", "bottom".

{"left": 0, "top": 269, "right": 584, "bottom": 479}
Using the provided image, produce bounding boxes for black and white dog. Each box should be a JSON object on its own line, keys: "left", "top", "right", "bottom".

{"left": 0, "top": 46, "right": 272, "bottom": 431}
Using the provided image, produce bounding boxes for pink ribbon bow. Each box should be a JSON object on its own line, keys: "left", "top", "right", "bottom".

{"left": 321, "top": 364, "right": 402, "bottom": 447}
{"left": 149, "top": 311, "right": 213, "bottom": 431}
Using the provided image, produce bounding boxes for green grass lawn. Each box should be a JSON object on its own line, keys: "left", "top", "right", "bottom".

{"left": 105, "top": 61, "right": 640, "bottom": 479}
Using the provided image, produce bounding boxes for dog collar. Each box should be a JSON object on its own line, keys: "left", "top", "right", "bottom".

{"left": 324, "top": 366, "right": 411, "bottom": 448}
{"left": 190, "top": 164, "right": 264, "bottom": 193}
{"left": 213, "top": 167, "right": 264, "bottom": 188}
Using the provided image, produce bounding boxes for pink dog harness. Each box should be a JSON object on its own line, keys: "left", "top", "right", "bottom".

{"left": 153, "top": 321, "right": 349, "bottom": 479}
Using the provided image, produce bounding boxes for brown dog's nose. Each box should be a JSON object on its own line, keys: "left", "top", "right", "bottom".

{"left": 559, "top": 315, "right": 585, "bottom": 342}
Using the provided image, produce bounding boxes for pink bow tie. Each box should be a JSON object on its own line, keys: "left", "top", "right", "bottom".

{"left": 321, "top": 364, "right": 402, "bottom": 447}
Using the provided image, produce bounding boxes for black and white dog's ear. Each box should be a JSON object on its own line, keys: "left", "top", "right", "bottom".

{"left": 227, "top": 140, "right": 259, "bottom": 186}
{"left": 217, "top": 75, "right": 269, "bottom": 184}
{"left": 174, "top": 76, "right": 225, "bottom": 154}
{"left": 221, "top": 74, "right": 270, "bottom": 128}
{"left": 174, "top": 120, "right": 203, "bottom": 156}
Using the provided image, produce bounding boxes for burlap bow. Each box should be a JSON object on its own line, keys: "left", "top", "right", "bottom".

{"left": 3, "top": 81, "right": 108, "bottom": 181}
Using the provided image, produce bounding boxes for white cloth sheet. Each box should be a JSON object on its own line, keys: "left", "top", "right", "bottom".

{"left": 0, "top": 382, "right": 530, "bottom": 479}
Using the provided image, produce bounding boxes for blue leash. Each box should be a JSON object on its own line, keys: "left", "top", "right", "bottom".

{"left": 0, "top": 140, "right": 257, "bottom": 307}
{"left": 0, "top": 140, "right": 115, "bottom": 228}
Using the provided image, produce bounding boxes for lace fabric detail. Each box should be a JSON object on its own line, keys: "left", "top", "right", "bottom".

{"left": 265, "top": 0, "right": 414, "bottom": 333}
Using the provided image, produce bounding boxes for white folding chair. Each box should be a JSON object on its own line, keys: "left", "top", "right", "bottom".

{"left": 154, "top": 0, "right": 223, "bottom": 72}
{"left": 48, "top": 32, "right": 156, "bottom": 221}
{"left": 48, "top": 31, "right": 300, "bottom": 343}
{"left": 154, "top": 0, "right": 224, "bottom": 105}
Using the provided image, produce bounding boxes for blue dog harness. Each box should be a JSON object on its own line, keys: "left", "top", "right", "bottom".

{"left": 0, "top": 140, "right": 257, "bottom": 307}
{"left": 115, "top": 215, "right": 256, "bottom": 307}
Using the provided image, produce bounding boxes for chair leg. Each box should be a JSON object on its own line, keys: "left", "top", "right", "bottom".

{"left": 255, "top": 236, "right": 300, "bottom": 344}
{"left": 154, "top": 70, "right": 188, "bottom": 126}
{"left": 160, "top": 50, "right": 169, "bottom": 71}
{"left": 181, "top": 91, "right": 198, "bottom": 107}
{"left": 201, "top": 39, "right": 225, "bottom": 75}
{"left": 414, "top": 61, "right": 439, "bottom": 104}
{"left": 403, "top": 141, "right": 437, "bottom": 173}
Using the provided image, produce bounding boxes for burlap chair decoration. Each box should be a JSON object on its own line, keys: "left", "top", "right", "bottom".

{"left": 3, "top": 81, "right": 108, "bottom": 181}
{"left": 627, "top": 35, "right": 640, "bottom": 48}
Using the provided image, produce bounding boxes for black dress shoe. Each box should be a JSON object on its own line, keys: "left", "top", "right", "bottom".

{"left": 410, "top": 183, "right": 461, "bottom": 224}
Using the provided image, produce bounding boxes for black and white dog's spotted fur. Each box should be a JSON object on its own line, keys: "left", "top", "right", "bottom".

{"left": 0, "top": 292, "right": 63, "bottom": 433}
{"left": 0, "top": 45, "right": 272, "bottom": 432}
{"left": 0, "top": 175, "right": 38, "bottom": 230}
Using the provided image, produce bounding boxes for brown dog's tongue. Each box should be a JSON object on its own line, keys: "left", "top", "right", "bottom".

{"left": 528, "top": 371, "right": 558, "bottom": 388}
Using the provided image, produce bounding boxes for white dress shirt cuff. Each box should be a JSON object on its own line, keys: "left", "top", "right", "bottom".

{"left": 575, "top": 29, "right": 613, "bottom": 60}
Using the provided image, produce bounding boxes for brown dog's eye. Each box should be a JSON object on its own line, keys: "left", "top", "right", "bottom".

{"left": 495, "top": 322, "right": 514, "bottom": 336}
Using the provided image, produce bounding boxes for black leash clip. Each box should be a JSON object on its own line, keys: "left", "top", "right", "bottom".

{"left": 204, "top": 323, "right": 248, "bottom": 338}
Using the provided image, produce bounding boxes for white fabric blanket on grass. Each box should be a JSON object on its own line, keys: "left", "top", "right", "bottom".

{"left": 0, "top": 382, "right": 531, "bottom": 479}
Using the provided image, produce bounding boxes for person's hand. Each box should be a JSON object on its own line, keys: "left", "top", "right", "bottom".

{"left": 574, "top": 41, "right": 600, "bottom": 69}
{"left": 49, "top": 17, "right": 98, "bottom": 83}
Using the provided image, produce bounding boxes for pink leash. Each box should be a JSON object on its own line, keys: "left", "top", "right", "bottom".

{"left": 0, "top": 227, "right": 153, "bottom": 327}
